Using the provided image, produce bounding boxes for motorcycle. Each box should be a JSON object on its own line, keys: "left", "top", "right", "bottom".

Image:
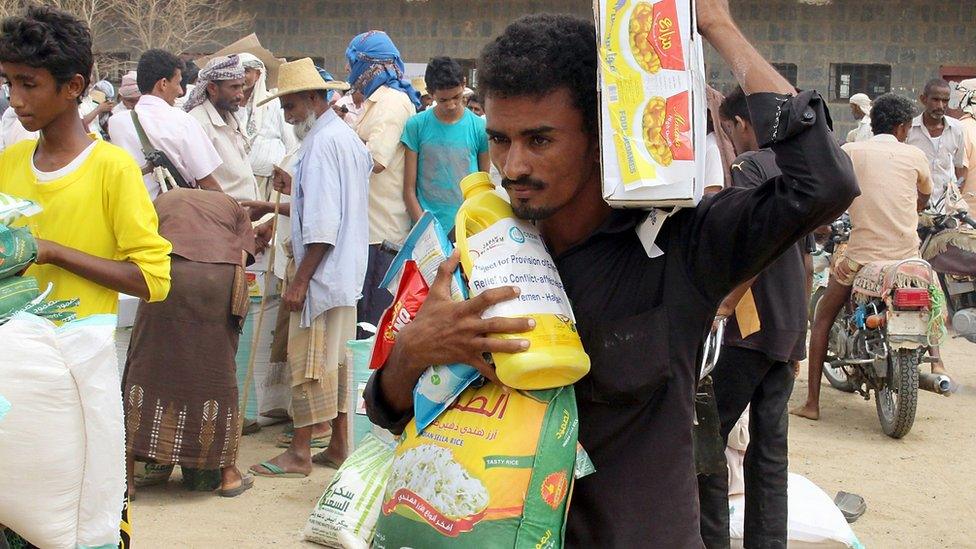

{"left": 919, "top": 187, "right": 976, "bottom": 344}
{"left": 810, "top": 217, "right": 948, "bottom": 438}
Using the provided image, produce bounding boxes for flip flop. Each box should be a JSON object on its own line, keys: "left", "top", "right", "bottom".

{"left": 248, "top": 461, "right": 307, "bottom": 478}
{"left": 275, "top": 433, "right": 332, "bottom": 448}
{"left": 218, "top": 474, "right": 255, "bottom": 497}
{"left": 312, "top": 452, "right": 344, "bottom": 469}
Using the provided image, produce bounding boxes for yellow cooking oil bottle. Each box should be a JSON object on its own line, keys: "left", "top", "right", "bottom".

{"left": 454, "top": 172, "right": 590, "bottom": 389}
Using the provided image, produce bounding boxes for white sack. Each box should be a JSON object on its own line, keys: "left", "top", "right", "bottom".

{"left": 0, "top": 314, "right": 124, "bottom": 548}
{"left": 730, "top": 473, "right": 863, "bottom": 549}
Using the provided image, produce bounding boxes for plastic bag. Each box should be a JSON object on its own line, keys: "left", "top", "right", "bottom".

{"left": 729, "top": 473, "right": 864, "bottom": 548}
{"left": 0, "top": 281, "right": 78, "bottom": 325}
{"left": 0, "top": 192, "right": 40, "bottom": 226}
{"left": 370, "top": 261, "right": 428, "bottom": 371}
{"left": 0, "top": 225, "right": 37, "bottom": 280}
{"left": 0, "top": 313, "right": 125, "bottom": 548}
{"left": 0, "top": 276, "right": 39, "bottom": 318}
{"left": 303, "top": 434, "right": 395, "bottom": 548}
{"left": 379, "top": 213, "right": 481, "bottom": 433}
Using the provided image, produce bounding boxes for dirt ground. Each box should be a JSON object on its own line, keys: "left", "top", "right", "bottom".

{"left": 131, "top": 337, "right": 976, "bottom": 548}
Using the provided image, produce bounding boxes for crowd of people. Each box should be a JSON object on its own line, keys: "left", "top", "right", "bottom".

{"left": 0, "top": 0, "right": 973, "bottom": 547}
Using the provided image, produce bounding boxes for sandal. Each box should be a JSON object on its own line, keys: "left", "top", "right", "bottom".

{"left": 248, "top": 461, "right": 307, "bottom": 478}
{"left": 311, "top": 452, "right": 345, "bottom": 469}
{"left": 218, "top": 474, "right": 255, "bottom": 497}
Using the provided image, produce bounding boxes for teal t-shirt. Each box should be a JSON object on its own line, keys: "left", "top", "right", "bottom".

{"left": 400, "top": 108, "right": 488, "bottom": 231}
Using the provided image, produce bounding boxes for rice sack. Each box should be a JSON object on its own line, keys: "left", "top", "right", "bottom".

{"left": 373, "top": 383, "right": 581, "bottom": 549}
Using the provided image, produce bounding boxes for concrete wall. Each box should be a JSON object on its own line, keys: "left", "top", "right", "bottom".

{"left": 231, "top": 0, "right": 974, "bottom": 136}
{"left": 241, "top": 0, "right": 592, "bottom": 75}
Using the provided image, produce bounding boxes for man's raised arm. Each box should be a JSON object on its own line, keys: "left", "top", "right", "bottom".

{"left": 685, "top": 0, "right": 859, "bottom": 304}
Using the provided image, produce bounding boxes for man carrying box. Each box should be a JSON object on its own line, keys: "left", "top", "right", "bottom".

{"left": 365, "top": 0, "right": 859, "bottom": 545}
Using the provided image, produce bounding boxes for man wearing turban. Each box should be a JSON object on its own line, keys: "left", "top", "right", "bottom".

{"left": 186, "top": 54, "right": 260, "bottom": 201}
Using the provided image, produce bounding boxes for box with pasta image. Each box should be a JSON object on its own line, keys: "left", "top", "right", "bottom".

{"left": 596, "top": 0, "right": 707, "bottom": 208}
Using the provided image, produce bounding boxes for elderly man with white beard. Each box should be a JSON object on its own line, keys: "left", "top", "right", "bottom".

{"left": 243, "top": 58, "right": 372, "bottom": 477}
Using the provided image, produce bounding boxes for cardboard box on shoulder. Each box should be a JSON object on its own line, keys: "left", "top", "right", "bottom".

{"left": 596, "top": 0, "right": 707, "bottom": 208}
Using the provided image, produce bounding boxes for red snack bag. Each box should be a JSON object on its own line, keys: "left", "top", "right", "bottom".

{"left": 369, "top": 260, "right": 429, "bottom": 370}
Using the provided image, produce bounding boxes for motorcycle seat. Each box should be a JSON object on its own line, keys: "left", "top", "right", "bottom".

{"left": 922, "top": 227, "right": 976, "bottom": 277}
{"left": 851, "top": 259, "right": 935, "bottom": 301}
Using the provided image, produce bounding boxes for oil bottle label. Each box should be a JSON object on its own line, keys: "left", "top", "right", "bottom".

{"left": 465, "top": 218, "right": 576, "bottom": 322}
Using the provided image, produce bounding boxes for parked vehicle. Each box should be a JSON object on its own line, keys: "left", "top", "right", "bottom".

{"left": 919, "top": 190, "right": 976, "bottom": 344}
{"left": 810, "top": 218, "right": 948, "bottom": 438}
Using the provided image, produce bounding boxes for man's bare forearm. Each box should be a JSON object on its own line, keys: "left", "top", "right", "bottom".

{"left": 700, "top": 21, "right": 794, "bottom": 96}
{"left": 196, "top": 173, "right": 223, "bottom": 192}
{"left": 294, "top": 242, "right": 329, "bottom": 284}
{"left": 378, "top": 342, "right": 426, "bottom": 414}
{"left": 40, "top": 241, "right": 150, "bottom": 300}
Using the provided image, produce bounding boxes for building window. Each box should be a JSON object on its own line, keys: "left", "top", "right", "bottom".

{"left": 455, "top": 58, "right": 477, "bottom": 90}
{"left": 772, "top": 63, "right": 798, "bottom": 87}
{"left": 829, "top": 63, "right": 891, "bottom": 102}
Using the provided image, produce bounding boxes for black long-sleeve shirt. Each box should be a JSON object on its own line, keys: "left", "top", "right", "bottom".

{"left": 364, "top": 91, "right": 858, "bottom": 547}
{"left": 723, "top": 148, "right": 813, "bottom": 363}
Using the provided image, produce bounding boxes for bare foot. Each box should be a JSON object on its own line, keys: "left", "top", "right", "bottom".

{"left": 790, "top": 403, "right": 820, "bottom": 421}
{"left": 931, "top": 362, "right": 948, "bottom": 375}
{"left": 249, "top": 447, "right": 312, "bottom": 477}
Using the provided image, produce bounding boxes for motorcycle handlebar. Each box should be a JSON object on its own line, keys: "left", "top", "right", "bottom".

{"left": 962, "top": 215, "right": 976, "bottom": 230}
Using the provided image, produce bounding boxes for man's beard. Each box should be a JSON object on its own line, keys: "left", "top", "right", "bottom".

{"left": 293, "top": 111, "right": 318, "bottom": 141}
{"left": 502, "top": 177, "right": 557, "bottom": 221}
{"left": 215, "top": 99, "right": 239, "bottom": 113}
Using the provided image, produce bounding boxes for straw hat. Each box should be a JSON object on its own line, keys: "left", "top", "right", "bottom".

{"left": 257, "top": 58, "right": 350, "bottom": 107}
{"left": 411, "top": 76, "right": 428, "bottom": 96}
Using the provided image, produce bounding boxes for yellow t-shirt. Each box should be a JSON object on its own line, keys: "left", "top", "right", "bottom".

{"left": 0, "top": 139, "right": 171, "bottom": 318}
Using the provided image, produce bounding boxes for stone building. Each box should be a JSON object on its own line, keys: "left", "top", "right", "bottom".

{"left": 231, "top": 0, "right": 974, "bottom": 137}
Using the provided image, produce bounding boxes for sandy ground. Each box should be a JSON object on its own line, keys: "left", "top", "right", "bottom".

{"left": 131, "top": 337, "right": 976, "bottom": 548}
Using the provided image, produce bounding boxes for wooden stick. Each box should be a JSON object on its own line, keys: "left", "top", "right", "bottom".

{"left": 238, "top": 190, "right": 282, "bottom": 434}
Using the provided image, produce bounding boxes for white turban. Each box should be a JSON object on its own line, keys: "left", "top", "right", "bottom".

{"left": 849, "top": 93, "right": 872, "bottom": 115}
{"left": 955, "top": 78, "right": 976, "bottom": 116}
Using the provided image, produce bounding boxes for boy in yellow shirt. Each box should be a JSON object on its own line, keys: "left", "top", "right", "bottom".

{"left": 0, "top": 6, "right": 171, "bottom": 316}
{"left": 0, "top": 6, "right": 171, "bottom": 548}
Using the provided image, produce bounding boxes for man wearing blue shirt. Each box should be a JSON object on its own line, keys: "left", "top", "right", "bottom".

{"left": 245, "top": 58, "right": 372, "bottom": 477}
{"left": 401, "top": 57, "right": 489, "bottom": 231}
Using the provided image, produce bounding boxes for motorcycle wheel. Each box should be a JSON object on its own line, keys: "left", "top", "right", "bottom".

{"left": 875, "top": 349, "right": 920, "bottom": 439}
{"left": 811, "top": 287, "right": 857, "bottom": 393}
{"left": 823, "top": 362, "right": 857, "bottom": 394}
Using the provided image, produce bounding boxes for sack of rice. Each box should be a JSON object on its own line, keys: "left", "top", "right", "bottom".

{"left": 0, "top": 313, "right": 125, "bottom": 548}
{"left": 373, "top": 383, "right": 582, "bottom": 549}
{"left": 0, "top": 224, "right": 36, "bottom": 280}
{"left": 303, "top": 434, "right": 395, "bottom": 548}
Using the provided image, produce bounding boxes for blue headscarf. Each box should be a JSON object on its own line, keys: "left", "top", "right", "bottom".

{"left": 345, "top": 31, "right": 421, "bottom": 109}
{"left": 316, "top": 66, "right": 339, "bottom": 102}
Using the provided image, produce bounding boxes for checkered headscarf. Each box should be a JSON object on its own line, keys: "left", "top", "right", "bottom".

{"left": 182, "top": 54, "right": 245, "bottom": 112}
